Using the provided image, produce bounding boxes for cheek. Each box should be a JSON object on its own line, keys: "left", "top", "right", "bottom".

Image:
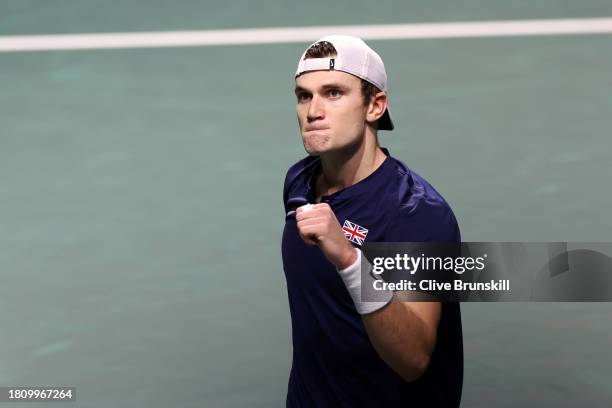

{"left": 334, "top": 105, "right": 367, "bottom": 137}
{"left": 336, "top": 96, "right": 364, "bottom": 116}
{"left": 296, "top": 109, "right": 304, "bottom": 129}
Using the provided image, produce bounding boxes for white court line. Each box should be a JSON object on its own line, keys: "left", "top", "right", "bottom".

{"left": 1, "top": 18, "right": 612, "bottom": 52}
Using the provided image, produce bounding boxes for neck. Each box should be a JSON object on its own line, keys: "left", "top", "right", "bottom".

{"left": 316, "top": 128, "right": 386, "bottom": 198}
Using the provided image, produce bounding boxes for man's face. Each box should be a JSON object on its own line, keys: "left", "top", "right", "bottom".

{"left": 295, "top": 70, "right": 368, "bottom": 156}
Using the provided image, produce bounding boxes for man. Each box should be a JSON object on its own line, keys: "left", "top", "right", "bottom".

{"left": 282, "top": 35, "right": 463, "bottom": 407}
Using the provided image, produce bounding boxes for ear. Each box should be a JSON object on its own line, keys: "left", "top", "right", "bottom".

{"left": 366, "top": 91, "right": 388, "bottom": 124}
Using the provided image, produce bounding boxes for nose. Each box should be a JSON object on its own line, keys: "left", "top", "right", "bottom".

{"left": 307, "top": 94, "right": 324, "bottom": 122}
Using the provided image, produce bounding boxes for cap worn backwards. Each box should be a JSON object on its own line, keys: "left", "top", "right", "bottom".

{"left": 295, "top": 35, "right": 394, "bottom": 131}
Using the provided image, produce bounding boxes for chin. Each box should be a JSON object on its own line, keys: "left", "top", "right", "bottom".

{"left": 303, "top": 145, "right": 324, "bottom": 156}
{"left": 302, "top": 136, "right": 332, "bottom": 156}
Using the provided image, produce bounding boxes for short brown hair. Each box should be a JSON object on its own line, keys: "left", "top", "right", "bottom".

{"left": 303, "top": 41, "right": 380, "bottom": 106}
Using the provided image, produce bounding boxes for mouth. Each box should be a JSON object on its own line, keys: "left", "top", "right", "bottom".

{"left": 303, "top": 127, "right": 329, "bottom": 134}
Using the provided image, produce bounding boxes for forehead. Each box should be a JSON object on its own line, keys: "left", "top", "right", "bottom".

{"left": 295, "top": 70, "right": 361, "bottom": 89}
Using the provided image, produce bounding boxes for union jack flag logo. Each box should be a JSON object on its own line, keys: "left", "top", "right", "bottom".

{"left": 342, "top": 220, "right": 369, "bottom": 246}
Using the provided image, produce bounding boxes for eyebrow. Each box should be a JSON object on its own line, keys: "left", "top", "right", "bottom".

{"left": 294, "top": 86, "right": 309, "bottom": 95}
{"left": 294, "top": 82, "right": 349, "bottom": 95}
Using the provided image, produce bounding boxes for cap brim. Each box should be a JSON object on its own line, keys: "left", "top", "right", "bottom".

{"left": 378, "top": 107, "right": 394, "bottom": 131}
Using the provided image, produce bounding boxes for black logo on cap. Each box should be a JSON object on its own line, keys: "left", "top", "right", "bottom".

{"left": 329, "top": 58, "right": 335, "bottom": 69}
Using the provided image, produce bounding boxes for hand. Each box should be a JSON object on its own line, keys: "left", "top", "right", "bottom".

{"left": 295, "top": 203, "right": 358, "bottom": 269}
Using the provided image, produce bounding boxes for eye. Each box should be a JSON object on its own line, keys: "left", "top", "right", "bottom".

{"left": 296, "top": 92, "right": 311, "bottom": 103}
{"left": 327, "top": 89, "right": 342, "bottom": 98}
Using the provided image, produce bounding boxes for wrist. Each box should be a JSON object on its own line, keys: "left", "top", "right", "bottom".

{"left": 336, "top": 248, "right": 393, "bottom": 315}
{"left": 336, "top": 246, "right": 358, "bottom": 270}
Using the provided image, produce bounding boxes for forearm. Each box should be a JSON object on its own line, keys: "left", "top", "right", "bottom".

{"left": 334, "top": 247, "right": 441, "bottom": 381}
{"left": 362, "top": 299, "right": 438, "bottom": 382}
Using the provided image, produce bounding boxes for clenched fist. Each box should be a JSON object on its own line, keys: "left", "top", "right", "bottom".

{"left": 295, "top": 203, "right": 358, "bottom": 269}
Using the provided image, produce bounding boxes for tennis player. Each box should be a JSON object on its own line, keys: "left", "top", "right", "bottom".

{"left": 282, "top": 35, "right": 463, "bottom": 407}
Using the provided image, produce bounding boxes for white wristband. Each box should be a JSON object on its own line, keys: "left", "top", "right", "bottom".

{"left": 337, "top": 248, "right": 393, "bottom": 315}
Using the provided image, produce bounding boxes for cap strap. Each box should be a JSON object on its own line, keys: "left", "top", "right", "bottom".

{"left": 296, "top": 57, "right": 336, "bottom": 76}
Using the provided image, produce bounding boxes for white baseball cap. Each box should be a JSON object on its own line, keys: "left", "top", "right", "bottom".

{"left": 295, "top": 35, "right": 394, "bottom": 131}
